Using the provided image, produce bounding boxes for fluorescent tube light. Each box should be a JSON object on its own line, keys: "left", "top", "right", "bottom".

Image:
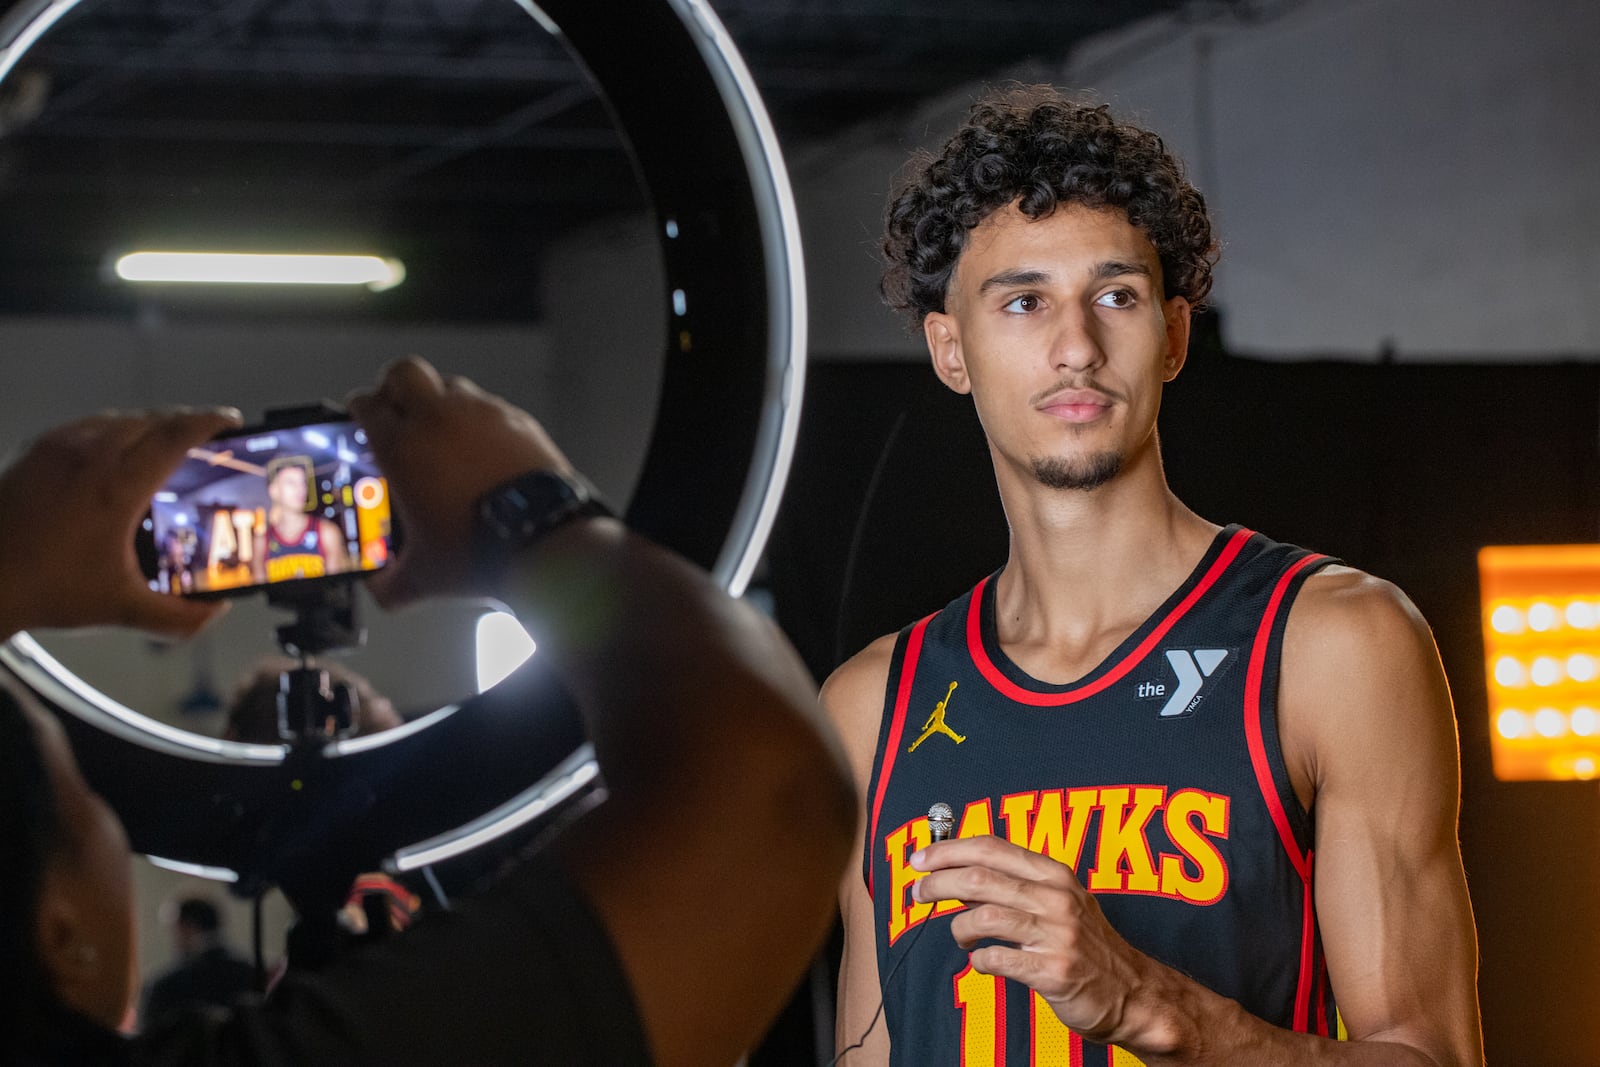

{"left": 114, "top": 252, "right": 405, "bottom": 291}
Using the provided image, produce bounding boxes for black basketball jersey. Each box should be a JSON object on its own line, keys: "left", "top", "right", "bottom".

{"left": 863, "top": 526, "right": 1342, "bottom": 1066}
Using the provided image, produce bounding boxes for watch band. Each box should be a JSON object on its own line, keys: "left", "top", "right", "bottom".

{"left": 475, "top": 468, "right": 613, "bottom": 554}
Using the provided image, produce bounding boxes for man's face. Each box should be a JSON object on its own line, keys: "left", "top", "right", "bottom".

{"left": 922, "top": 202, "right": 1190, "bottom": 494}
{"left": 269, "top": 465, "right": 308, "bottom": 511}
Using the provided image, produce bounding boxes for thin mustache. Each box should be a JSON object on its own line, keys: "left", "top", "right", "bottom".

{"left": 1031, "top": 379, "right": 1125, "bottom": 406}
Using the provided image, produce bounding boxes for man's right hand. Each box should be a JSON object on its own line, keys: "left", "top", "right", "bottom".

{"left": 346, "top": 357, "right": 576, "bottom": 608}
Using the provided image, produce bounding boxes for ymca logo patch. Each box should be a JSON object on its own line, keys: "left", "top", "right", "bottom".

{"left": 1135, "top": 649, "right": 1236, "bottom": 718}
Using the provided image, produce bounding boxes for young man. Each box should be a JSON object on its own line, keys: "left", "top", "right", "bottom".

{"left": 253, "top": 456, "right": 350, "bottom": 583}
{"left": 825, "top": 87, "right": 1483, "bottom": 1065}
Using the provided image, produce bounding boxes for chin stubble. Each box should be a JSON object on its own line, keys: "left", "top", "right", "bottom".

{"left": 1030, "top": 451, "right": 1124, "bottom": 492}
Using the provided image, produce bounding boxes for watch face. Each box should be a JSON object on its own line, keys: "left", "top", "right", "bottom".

{"left": 479, "top": 471, "right": 599, "bottom": 548}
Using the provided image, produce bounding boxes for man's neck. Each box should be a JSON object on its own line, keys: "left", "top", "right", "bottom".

{"left": 274, "top": 510, "right": 310, "bottom": 540}
{"left": 989, "top": 451, "right": 1218, "bottom": 683}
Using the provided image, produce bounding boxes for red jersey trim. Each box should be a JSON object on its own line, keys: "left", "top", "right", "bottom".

{"left": 1242, "top": 550, "right": 1325, "bottom": 879}
{"left": 964, "top": 527, "right": 1254, "bottom": 706}
{"left": 1314, "top": 948, "right": 1330, "bottom": 1037}
{"left": 1295, "top": 863, "right": 1317, "bottom": 1032}
{"left": 866, "top": 614, "right": 932, "bottom": 899}
{"left": 1240, "top": 549, "right": 1327, "bottom": 1031}
{"left": 268, "top": 520, "right": 328, "bottom": 558}
{"left": 994, "top": 971, "right": 1007, "bottom": 1066}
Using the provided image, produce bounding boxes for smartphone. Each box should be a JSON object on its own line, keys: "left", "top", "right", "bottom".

{"left": 137, "top": 411, "right": 393, "bottom": 598}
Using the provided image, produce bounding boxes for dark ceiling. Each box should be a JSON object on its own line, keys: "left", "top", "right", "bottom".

{"left": 0, "top": 0, "right": 1187, "bottom": 321}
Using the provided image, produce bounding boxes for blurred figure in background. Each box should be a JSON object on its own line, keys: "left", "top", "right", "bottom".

{"left": 139, "top": 897, "right": 255, "bottom": 1029}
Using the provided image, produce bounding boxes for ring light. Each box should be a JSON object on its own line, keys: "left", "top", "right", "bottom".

{"left": 0, "top": 0, "right": 806, "bottom": 884}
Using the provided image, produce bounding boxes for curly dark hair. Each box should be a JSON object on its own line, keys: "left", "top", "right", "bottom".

{"left": 882, "top": 85, "right": 1218, "bottom": 331}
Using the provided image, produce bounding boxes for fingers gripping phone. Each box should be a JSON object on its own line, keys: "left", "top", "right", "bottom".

{"left": 137, "top": 406, "right": 393, "bottom": 599}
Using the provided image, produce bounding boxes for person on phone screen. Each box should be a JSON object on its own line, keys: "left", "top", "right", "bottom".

{"left": 253, "top": 456, "right": 350, "bottom": 583}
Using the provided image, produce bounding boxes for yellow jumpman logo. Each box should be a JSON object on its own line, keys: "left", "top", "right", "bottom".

{"left": 908, "top": 681, "right": 966, "bottom": 752}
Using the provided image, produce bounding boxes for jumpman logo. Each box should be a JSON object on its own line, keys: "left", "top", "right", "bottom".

{"left": 908, "top": 682, "right": 966, "bottom": 752}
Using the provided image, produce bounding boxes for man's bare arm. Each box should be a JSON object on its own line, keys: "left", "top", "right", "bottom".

{"left": 822, "top": 634, "right": 898, "bottom": 1063}
{"left": 250, "top": 529, "right": 267, "bottom": 584}
{"left": 349, "top": 359, "right": 858, "bottom": 1067}
{"left": 319, "top": 518, "right": 352, "bottom": 573}
{"left": 1274, "top": 568, "right": 1483, "bottom": 1064}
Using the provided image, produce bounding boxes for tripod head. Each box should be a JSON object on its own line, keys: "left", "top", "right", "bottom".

{"left": 267, "top": 577, "right": 365, "bottom": 744}
{"left": 224, "top": 398, "right": 375, "bottom": 744}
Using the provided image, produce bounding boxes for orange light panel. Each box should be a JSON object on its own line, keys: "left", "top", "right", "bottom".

{"left": 1479, "top": 545, "right": 1600, "bottom": 781}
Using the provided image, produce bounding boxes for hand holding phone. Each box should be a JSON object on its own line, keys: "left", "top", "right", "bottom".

{"left": 346, "top": 358, "right": 573, "bottom": 608}
{"left": 138, "top": 412, "right": 394, "bottom": 599}
{"left": 0, "top": 408, "right": 242, "bottom": 638}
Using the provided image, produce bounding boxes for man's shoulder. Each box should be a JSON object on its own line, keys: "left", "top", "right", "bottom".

{"left": 822, "top": 632, "right": 899, "bottom": 722}
{"left": 1292, "top": 563, "right": 1430, "bottom": 647}
{"left": 146, "top": 963, "right": 187, "bottom": 995}
{"left": 822, "top": 575, "right": 994, "bottom": 717}
{"left": 153, "top": 948, "right": 254, "bottom": 993}
{"left": 197, "top": 947, "right": 256, "bottom": 981}
{"left": 1284, "top": 563, "right": 1442, "bottom": 703}
{"left": 820, "top": 632, "right": 905, "bottom": 778}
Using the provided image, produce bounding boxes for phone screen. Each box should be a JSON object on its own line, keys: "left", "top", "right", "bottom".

{"left": 140, "top": 418, "right": 392, "bottom": 597}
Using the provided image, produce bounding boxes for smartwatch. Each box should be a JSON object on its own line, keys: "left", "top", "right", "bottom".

{"left": 474, "top": 468, "right": 613, "bottom": 557}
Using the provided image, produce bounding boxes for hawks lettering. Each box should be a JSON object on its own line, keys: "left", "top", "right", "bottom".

{"left": 885, "top": 786, "right": 1231, "bottom": 944}
{"left": 1088, "top": 786, "right": 1165, "bottom": 893}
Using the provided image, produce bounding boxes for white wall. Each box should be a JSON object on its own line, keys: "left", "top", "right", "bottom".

{"left": 0, "top": 315, "right": 559, "bottom": 443}
{"left": 1058, "top": 0, "right": 1600, "bottom": 359}
{"left": 791, "top": 0, "right": 1600, "bottom": 361}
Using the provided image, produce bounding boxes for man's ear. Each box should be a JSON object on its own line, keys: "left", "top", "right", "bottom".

{"left": 924, "top": 312, "right": 971, "bottom": 395}
{"left": 1161, "top": 296, "right": 1193, "bottom": 382}
{"left": 35, "top": 871, "right": 89, "bottom": 997}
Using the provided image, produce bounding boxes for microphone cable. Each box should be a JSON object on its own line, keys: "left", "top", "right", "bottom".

{"left": 826, "top": 912, "right": 935, "bottom": 1066}
{"left": 829, "top": 801, "right": 956, "bottom": 1064}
